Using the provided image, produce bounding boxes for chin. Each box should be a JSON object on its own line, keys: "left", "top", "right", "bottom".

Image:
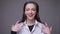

{"left": 28, "top": 17, "right": 34, "bottom": 20}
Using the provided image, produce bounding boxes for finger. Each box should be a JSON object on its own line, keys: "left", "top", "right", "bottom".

{"left": 11, "top": 25, "right": 14, "bottom": 29}
{"left": 50, "top": 26, "right": 52, "bottom": 31}
{"left": 15, "top": 20, "right": 20, "bottom": 25}
{"left": 45, "top": 23, "right": 48, "bottom": 26}
{"left": 20, "top": 23, "right": 24, "bottom": 27}
{"left": 42, "top": 24, "right": 46, "bottom": 29}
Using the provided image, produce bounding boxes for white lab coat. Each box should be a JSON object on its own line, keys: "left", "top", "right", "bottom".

{"left": 18, "top": 20, "right": 46, "bottom": 34}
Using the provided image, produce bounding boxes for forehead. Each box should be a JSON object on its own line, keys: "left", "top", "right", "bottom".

{"left": 25, "top": 3, "right": 36, "bottom": 8}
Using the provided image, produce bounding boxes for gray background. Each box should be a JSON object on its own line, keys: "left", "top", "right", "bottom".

{"left": 0, "top": 0, "right": 60, "bottom": 34}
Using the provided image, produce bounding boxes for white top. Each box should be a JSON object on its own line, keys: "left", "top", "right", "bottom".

{"left": 18, "top": 20, "right": 46, "bottom": 34}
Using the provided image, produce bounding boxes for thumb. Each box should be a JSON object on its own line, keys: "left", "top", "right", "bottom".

{"left": 45, "top": 23, "right": 48, "bottom": 27}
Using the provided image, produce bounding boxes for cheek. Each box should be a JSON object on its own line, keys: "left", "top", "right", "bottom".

{"left": 33, "top": 11, "right": 36, "bottom": 15}
{"left": 25, "top": 11, "right": 29, "bottom": 16}
{"left": 32, "top": 11, "right": 36, "bottom": 16}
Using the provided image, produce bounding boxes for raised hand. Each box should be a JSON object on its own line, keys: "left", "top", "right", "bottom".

{"left": 11, "top": 20, "right": 23, "bottom": 32}
{"left": 42, "top": 23, "right": 52, "bottom": 34}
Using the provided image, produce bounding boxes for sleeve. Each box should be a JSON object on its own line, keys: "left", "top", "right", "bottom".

{"left": 11, "top": 31, "right": 17, "bottom": 34}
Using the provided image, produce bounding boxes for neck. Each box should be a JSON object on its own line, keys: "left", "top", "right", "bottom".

{"left": 26, "top": 19, "right": 35, "bottom": 26}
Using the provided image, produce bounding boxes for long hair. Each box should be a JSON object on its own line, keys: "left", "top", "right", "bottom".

{"left": 19, "top": 1, "right": 44, "bottom": 24}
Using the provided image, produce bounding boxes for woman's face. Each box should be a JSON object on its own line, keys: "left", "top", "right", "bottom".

{"left": 25, "top": 3, "right": 36, "bottom": 20}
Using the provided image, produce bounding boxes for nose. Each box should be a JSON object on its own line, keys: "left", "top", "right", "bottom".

{"left": 29, "top": 10, "right": 32, "bottom": 14}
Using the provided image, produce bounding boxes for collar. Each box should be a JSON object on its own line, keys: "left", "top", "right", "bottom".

{"left": 23, "top": 20, "right": 40, "bottom": 32}
{"left": 23, "top": 20, "right": 38, "bottom": 26}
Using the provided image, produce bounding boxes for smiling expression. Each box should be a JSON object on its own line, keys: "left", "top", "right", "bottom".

{"left": 25, "top": 3, "right": 36, "bottom": 20}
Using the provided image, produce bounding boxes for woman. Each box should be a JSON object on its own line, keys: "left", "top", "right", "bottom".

{"left": 11, "top": 1, "right": 52, "bottom": 34}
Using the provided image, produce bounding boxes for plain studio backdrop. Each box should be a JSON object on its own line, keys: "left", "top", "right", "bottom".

{"left": 0, "top": 0, "right": 60, "bottom": 34}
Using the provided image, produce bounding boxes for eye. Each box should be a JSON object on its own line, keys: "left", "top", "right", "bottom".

{"left": 25, "top": 8, "right": 30, "bottom": 11}
{"left": 31, "top": 8, "right": 36, "bottom": 11}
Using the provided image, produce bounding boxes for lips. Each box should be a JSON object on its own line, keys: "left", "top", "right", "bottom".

{"left": 28, "top": 14, "right": 34, "bottom": 17}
